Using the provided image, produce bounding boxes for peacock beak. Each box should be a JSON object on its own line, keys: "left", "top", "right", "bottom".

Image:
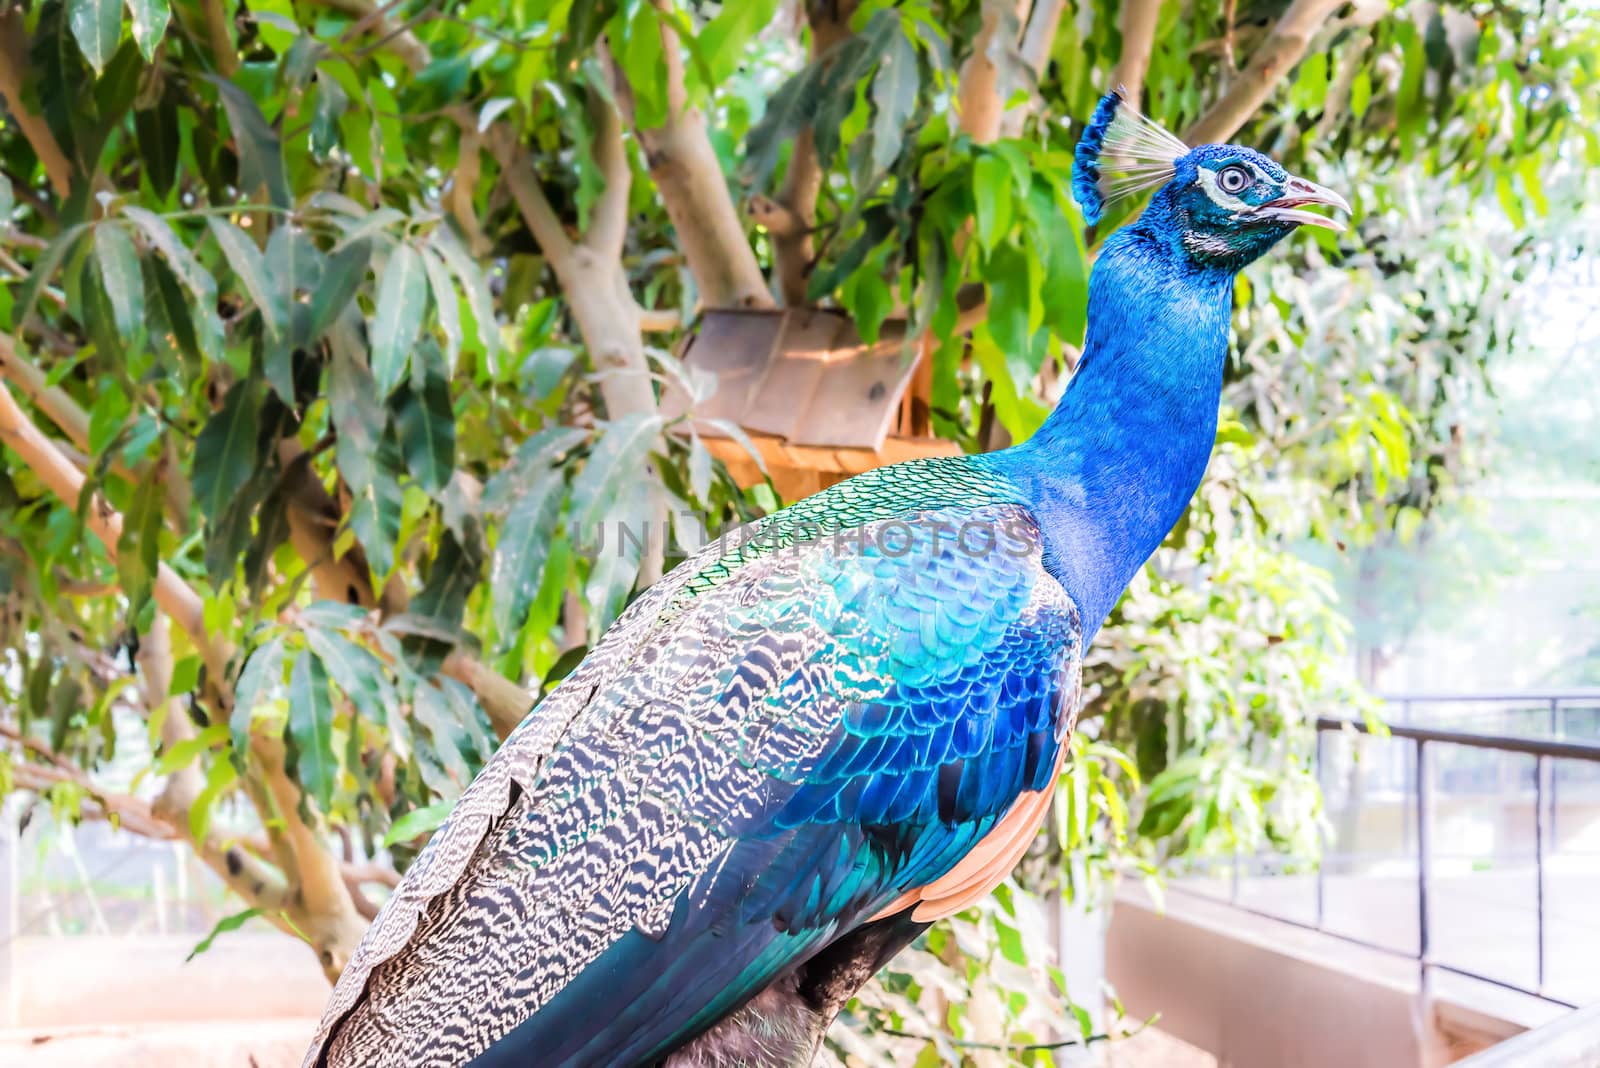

{"left": 1261, "top": 176, "right": 1352, "bottom": 233}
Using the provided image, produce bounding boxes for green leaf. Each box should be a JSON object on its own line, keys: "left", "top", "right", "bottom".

{"left": 230, "top": 637, "right": 284, "bottom": 768}
{"left": 492, "top": 472, "right": 564, "bottom": 639}
{"left": 420, "top": 246, "right": 461, "bottom": 371}
{"left": 569, "top": 412, "right": 661, "bottom": 531}
{"left": 93, "top": 224, "right": 144, "bottom": 338}
{"left": 288, "top": 649, "right": 337, "bottom": 810}
{"left": 264, "top": 224, "right": 325, "bottom": 347}
{"left": 868, "top": 23, "right": 919, "bottom": 179}
{"left": 428, "top": 229, "right": 497, "bottom": 363}
{"left": 69, "top": 0, "right": 123, "bottom": 73}
{"left": 186, "top": 908, "right": 263, "bottom": 961}
{"left": 481, "top": 425, "right": 587, "bottom": 515}
{"left": 700, "top": 418, "right": 768, "bottom": 476}
{"left": 411, "top": 680, "right": 474, "bottom": 792}
{"left": 382, "top": 798, "right": 452, "bottom": 847}
{"left": 973, "top": 155, "right": 1013, "bottom": 252}
{"left": 349, "top": 432, "right": 404, "bottom": 578}
{"left": 619, "top": 6, "right": 667, "bottom": 127}
{"left": 698, "top": 0, "right": 781, "bottom": 84}
{"left": 328, "top": 323, "right": 387, "bottom": 492}
{"left": 687, "top": 433, "right": 712, "bottom": 504}
{"left": 1494, "top": 172, "right": 1525, "bottom": 229}
{"left": 126, "top": 0, "right": 170, "bottom": 60}
{"left": 311, "top": 74, "right": 349, "bottom": 158}
{"left": 134, "top": 94, "right": 180, "bottom": 198}
{"left": 116, "top": 465, "right": 163, "bottom": 610}
{"left": 843, "top": 255, "right": 892, "bottom": 346}
{"left": 144, "top": 255, "right": 201, "bottom": 368}
{"left": 205, "top": 75, "right": 291, "bottom": 209}
{"left": 281, "top": 34, "right": 326, "bottom": 89}
{"left": 0, "top": 174, "right": 13, "bottom": 223}
{"left": 76, "top": 253, "right": 124, "bottom": 361}
{"left": 743, "top": 61, "right": 824, "bottom": 188}
{"left": 391, "top": 364, "right": 455, "bottom": 494}
{"left": 207, "top": 217, "right": 282, "bottom": 339}
{"left": 188, "top": 756, "right": 236, "bottom": 844}
{"left": 1025, "top": 182, "right": 1088, "bottom": 347}
{"left": 983, "top": 242, "right": 1031, "bottom": 363}
{"left": 477, "top": 96, "right": 516, "bottom": 132}
{"left": 370, "top": 242, "right": 428, "bottom": 395}
{"left": 298, "top": 601, "right": 369, "bottom": 628}
{"left": 192, "top": 379, "right": 261, "bottom": 521}
{"left": 413, "top": 529, "right": 482, "bottom": 629}
{"left": 305, "top": 238, "right": 369, "bottom": 344}
{"left": 303, "top": 627, "right": 391, "bottom": 727}
{"left": 583, "top": 476, "right": 649, "bottom": 633}
{"left": 153, "top": 723, "right": 228, "bottom": 775}
{"left": 122, "top": 207, "right": 216, "bottom": 305}
{"left": 330, "top": 208, "right": 404, "bottom": 252}
{"left": 87, "top": 375, "right": 132, "bottom": 457}
{"left": 14, "top": 224, "right": 88, "bottom": 330}
{"left": 1349, "top": 70, "right": 1372, "bottom": 119}
{"left": 806, "top": 204, "right": 895, "bottom": 302}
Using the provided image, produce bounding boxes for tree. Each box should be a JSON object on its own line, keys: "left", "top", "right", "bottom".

{"left": 1, "top": 0, "right": 1596, "bottom": 1057}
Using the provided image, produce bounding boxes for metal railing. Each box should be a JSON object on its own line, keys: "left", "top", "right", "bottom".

{"left": 1171, "top": 703, "right": 1600, "bottom": 1010}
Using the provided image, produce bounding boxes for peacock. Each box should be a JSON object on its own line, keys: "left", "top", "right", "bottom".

{"left": 302, "top": 90, "right": 1348, "bottom": 1068}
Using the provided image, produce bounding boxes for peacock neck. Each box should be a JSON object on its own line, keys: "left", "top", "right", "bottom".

{"left": 987, "top": 222, "right": 1236, "bottom": 638}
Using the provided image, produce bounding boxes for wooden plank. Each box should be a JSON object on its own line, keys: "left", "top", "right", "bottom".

{"left": 793, "top": 319, "right": 922, "bottom": 449}
{"left": 662, "top": 309, "right": 783, "bottom": 425}
{"left": 740, "top": 309, "right": 843, "bottom": 439}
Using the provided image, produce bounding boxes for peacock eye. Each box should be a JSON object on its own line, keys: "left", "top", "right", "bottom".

{"left": 1217, "top": 165, "right": 1251, "bottom": 194}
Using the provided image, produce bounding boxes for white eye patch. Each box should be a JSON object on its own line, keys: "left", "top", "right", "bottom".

{"left": 1197, "top": 162, "right": 1270, "bottom": 212}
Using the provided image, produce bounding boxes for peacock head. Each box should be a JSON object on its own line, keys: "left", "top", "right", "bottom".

{"left": 1071, "top": 89, "right": 1350, "bottom": 271}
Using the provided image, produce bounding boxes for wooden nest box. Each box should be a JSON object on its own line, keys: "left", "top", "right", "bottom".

{"left": 661, "top": 308, "right": 960, "bottom": 501}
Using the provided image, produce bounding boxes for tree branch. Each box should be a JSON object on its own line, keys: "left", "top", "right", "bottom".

{"left": 0, "top": 11, "right": 74, "bottom": 196}
{"left": 0, "top": 376, "right": 230, "bottom": 691}
{"left": 196, "top": 0, "right": 240, "bottom": 77}
{"left": 0, "top": 375, "right": 367, "bottom": 980}
{"left": 1183, "top": 0, "right": 1346, "bottom": 145}
{"left": 321, "top": 0, "right": 431, "bottom": 73}
{"left": 956, "top": 0, "right": 1032, "bottom": 144}
{"left": 1112, "top": 0, "right": 1163, "bottom": 107}
{"left": 0, "top": 718, "right": 293, "bottom": 917}
{"left": 764, "top": 1, "right": 860, "bottom": 306}
{"left": 487, "top": 124, "right": 580, "bottom": 275}
{"left": 441, "top": 651, "right": 535, "bottom": 739}
{"left": 587, "top": 91, "right": 633, "bottom": 261}
{"left": 999, "top": 0, "right": 1070, "bottom": 137}
{"left": 1018, "top": 0, "right": 1068, "bottom": 78}
{"left": 636, "top": 305, "right": 682, "bottom": 333}
{"left": 0, "top": 334, "right": 193, "bottom": 525}
{"left": 616, "top": 12, "right": 773, "bottom": 309}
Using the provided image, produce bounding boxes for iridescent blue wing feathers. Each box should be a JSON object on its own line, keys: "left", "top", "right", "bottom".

{"left": 305, "top": 483, "right": 1080, "bottom": 1068}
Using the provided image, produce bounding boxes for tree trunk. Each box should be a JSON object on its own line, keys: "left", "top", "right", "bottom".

{"left": 637, "top": 112, "right": 773, "bottom": 309}
{"left": 620, "top": 10, "right": 774, "bottom": 310}
{"left": 1183, "top": 0, "right": 1346, "bottom": 145}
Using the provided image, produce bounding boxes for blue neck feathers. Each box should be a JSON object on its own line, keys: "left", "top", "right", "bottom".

{"left": 987, "top": 220, "right": 1236, "bottom": 637}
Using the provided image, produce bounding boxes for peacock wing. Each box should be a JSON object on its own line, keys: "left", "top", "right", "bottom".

{"left": 305, "top": 501, "right": 1081, "bottom": 1068}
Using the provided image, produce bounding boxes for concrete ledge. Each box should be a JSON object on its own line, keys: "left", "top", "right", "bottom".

{"left": 7, "top": 933, "right": 328, "bottom": 1028}
{"left": 1105, "top": 887, "right": 1548, "bottom": 1068}
{"left": 0, "top": 1018, "right": 317, "bottom": 1067}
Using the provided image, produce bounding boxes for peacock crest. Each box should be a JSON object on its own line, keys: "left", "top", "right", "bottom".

{"left": 1071, "top": 87, "right": 1190, "bottom": 225}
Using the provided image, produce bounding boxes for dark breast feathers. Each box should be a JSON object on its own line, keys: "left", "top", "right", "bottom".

{"left": 304, "top": 493, "right": 1082, "bottom": 1068}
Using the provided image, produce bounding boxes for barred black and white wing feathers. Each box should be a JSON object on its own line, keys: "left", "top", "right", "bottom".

{"left": 306, "top": 492, "right": 1081, "bottom": 1068}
